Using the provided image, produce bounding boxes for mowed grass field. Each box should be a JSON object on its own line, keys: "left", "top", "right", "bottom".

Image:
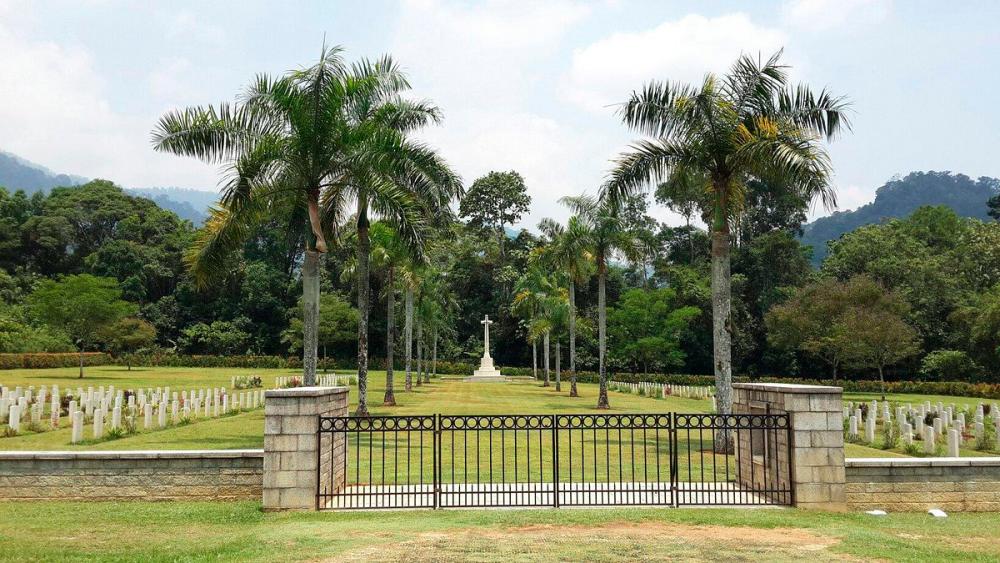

{"left": 0, "top": 365, "right": 989, "bottom": 460}
{"left": 1, "top": 501, "right": 1000, "bottom": 562}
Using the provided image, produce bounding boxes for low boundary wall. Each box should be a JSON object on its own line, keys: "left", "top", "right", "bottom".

{"left": 846, "top": 457, "right": 1000, "bottom": 512}
{"left": 0, "top": 450, "right": 263, "bottom": 501}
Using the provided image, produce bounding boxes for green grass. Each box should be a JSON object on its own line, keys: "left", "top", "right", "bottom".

{"left": 2, "top": 366, "right": 997, "bottom": 461}
{"left": 0, "top": 367, "right": 710, "bottom": 452}
{"left": 1, "top": 501, "right": 999, "bottom": 561}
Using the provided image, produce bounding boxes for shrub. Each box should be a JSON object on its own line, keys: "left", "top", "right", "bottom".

{"left": 0, "top": 352, "right": 110, "bottom": 370}
{"left": 881, "top": 423, "right": 898, "bottom": 450}
{"left": 233, "top": 375, "right": 262, "bottom": 389}
{"left": 919, "top": 350, "right": 981, "bottom": 381}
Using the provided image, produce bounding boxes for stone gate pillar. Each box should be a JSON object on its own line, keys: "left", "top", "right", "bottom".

{"left": 733, "top": 382, "right": 846, "bottom": 511}
{"left": 263, "top": 386, "right": 348, "bottom": 511}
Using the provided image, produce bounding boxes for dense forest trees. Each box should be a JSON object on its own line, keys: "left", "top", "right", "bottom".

{"left": 0, "top": 170, "right": 998, "bottom": 384}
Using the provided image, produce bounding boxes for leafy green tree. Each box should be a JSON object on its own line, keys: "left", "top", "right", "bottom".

{"left": 603, "top": 50, "right": 850, "bottom": 441}
{"left": 768, "top": 276, "right": 916, "bottom": 383}
{"left": 919, "top": 350, "right": 981, "bottom": 381}
{"left": 28, "top": 274, "right": 136, "bottom": 377}
{"left": 179, "top": 319, "right": 253, "bottom": 355}
{"left": 0, "top": 305, "right": 73, "bottom": 353}
{"left": 459, "top": 171, "right": 531, "bottom": 255}
{"left": 609, "top": 288, "right": 699, "bottom": 375}
{"left": 989, "top": 194, "right": 1000, "bottom": 221}
{"left": 282, "top": 293, "right": 359, "bottom": 359}
{"left": 840, "top": 307, "right": 920, "bottom": 388}
{"left": 102, "top": 317, "right": 157, "bottom": 370}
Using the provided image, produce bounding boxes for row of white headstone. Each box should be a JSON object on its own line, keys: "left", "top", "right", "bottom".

{"left": 274, "top": 374, "right": 356, "bottom": 388}
{"left": 609, "top": 381, "right": 715, "bottom": 408}
{"left": 1, "top": 383, "right": 265, "bottom": 442}
{"left": 844, "top": 399, "right": 1000, "bottom": 456}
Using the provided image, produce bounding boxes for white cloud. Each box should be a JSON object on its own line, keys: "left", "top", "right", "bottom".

{"left": 391, "top": 0, "right": 601, "bottom": 227}
{"left": 563, "top": 13, "right": 789, "bottom": 112}
{"left": 782, "top": 0, "right": 891, "bottom": 31}
{"left": 0, "top": 21, "right": 216, "bottom": 189}
{"left": 166, "top": 10, "right": 226, "bottom": 45}
{"left": 147, "top": 57, "right": 196, "bottom": 103}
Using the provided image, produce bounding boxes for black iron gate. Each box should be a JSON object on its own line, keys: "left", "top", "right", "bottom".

{"left": 317, "top": 413, "right": 792, "bottom": 510}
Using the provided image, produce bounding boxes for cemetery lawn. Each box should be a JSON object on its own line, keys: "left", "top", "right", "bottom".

{"left": 0, "top": 367, "right": 711, "bottom": 451}
{"left": 2, "top": 501, "right": 1000, "bottom": 562}
{"left": 1, "top": 366, "right": 996, "bottom": 458}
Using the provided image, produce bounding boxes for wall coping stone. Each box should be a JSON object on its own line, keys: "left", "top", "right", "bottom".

{"left": 0, "top": 449, "right": 264, "bottom": 461}
{"left": 264, "top": 386, "right": 348, "bottom": 398}
{"left": 733, "top": 382, "right": 842, "bottom": 394}
{"left": 846, "top": 457, "right": 1000, "bottom": 468}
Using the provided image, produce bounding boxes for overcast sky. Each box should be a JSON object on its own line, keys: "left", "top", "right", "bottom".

{"left": 1, "top": 0, "right": 998, "bottom": 228}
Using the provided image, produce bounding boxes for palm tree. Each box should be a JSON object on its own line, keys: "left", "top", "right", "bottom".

{"left": 545, "top": 291, "right": 570, "bottom": 393}
{"left": 603, "top": 50, "right": 849, "bottom": 446}
{"left": 350, "top": 222, "right": 414, "bottom": 406}
{"left": 512, "top": 263, "right": 560, "bottom": 387}
{"left": 150, "top": 46, "right": 393, "bottom": 387}
{"left": 560, "top": 195, "right": 634, "bottom": 409}
{"left": 327, "top": 57, "right": 459, "bottom": 415}
{"left": 538, "top": 217, "right": 593, "bottom": 396}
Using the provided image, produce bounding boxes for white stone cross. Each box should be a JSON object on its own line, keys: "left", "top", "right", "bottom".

{"left": 481, "top": 315, "right": 494, "bottom": 358}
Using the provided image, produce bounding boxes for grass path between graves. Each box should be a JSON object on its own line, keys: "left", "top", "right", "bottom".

{"left": 1, "top": 500, "right": 999, "bottom": 561}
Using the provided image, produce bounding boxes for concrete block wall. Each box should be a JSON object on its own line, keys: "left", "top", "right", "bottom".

{"left": 846, "top": 457, "right": 1000, "bottom": 512}
{"left": 263, "top": 386, "right": 348, "bottom": 511}
{"left": 733, "top": 382, "right": 846, "bottom": 510}
{"left": 0, "top": 450, "right": 263, "bottom": 500}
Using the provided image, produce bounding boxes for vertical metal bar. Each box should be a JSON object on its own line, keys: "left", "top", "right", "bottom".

{"left": 552, "top": 415, "right": 560, "bottom": 507}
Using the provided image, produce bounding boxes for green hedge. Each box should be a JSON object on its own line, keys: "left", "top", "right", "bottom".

{"left": 0, "top": 352, "right": 112, "bottom": 370}
{"left": 4, "top": 352, "right": 997, "bottom": 399}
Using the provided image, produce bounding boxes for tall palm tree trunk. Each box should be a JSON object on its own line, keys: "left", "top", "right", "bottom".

{"left": 597, "top": 258, "right": 610, "bottom": 409}
{"left": 432, "top": 326, "right": 438, "bottom": 378}
{"left": 543, "top": 331, "right": 550, "bottom": 387}
{"left": 555, "top": 340, "right": 561, "bottom": 392}
{"left": 404, "top": 286, "right": 413, "bottom": 391}
{"left": 711, "top": 221, "right": 733, "bottom": 452}
{"left": 416, "top": 320, "right": 423, "bottom": 387}
{"left": 532, "top": 340, "right": 537, "bottom": 380}
{"left": 383, "top": 267, "right": 396, "bottom": 406}
{"left": 302, "top": 249, "right": 321, "bottom": 386}
{"left": 355, "top": 211, "right": 371, "bottom": 417}
{"left": 569, "top": 280, "right": 578, "bottom": 397}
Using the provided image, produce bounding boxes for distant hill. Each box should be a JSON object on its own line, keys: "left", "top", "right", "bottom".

{"left": 0, "top": 150, "right": 213, "bottom": 224}
{"left": 127, "top": 187, "right": 216, "bottom": 224}
{"left": 801, "top": 171, "right": 1000, "bottom": 265}
{"left": 0, "top": 151, "right": 87, "bottom": 193}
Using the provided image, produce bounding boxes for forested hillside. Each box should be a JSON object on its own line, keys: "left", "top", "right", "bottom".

{"left": 0, "top": 151, "right": 210, "bottom": 224}
{"left": 801, "top": 171, "right": 1000, "bottom": 264}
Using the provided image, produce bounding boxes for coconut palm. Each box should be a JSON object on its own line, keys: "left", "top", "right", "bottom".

{"left": 603, "top": 51, "right": 849, "bottom": 440}
{"left": 560, "top": 195, "right": 635, "bottom": 409}
{"left": 151, "top": 46, "right": 423, "bottom": 387}
{"left": 539, "top": 217, "right": 593, "bottom": 397}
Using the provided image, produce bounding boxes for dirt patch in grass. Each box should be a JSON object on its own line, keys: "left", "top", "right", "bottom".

{"left": 331, "top": 521, "right": 847, "bottom": 562}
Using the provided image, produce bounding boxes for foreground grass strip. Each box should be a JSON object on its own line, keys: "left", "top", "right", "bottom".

{"left": 1, "top": 501, "right": 1000, "bottom": 562}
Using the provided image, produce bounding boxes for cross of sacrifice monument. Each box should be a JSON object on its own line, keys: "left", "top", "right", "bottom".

{"left": 466, "top": 314, "right": 505, "bottom": 381}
